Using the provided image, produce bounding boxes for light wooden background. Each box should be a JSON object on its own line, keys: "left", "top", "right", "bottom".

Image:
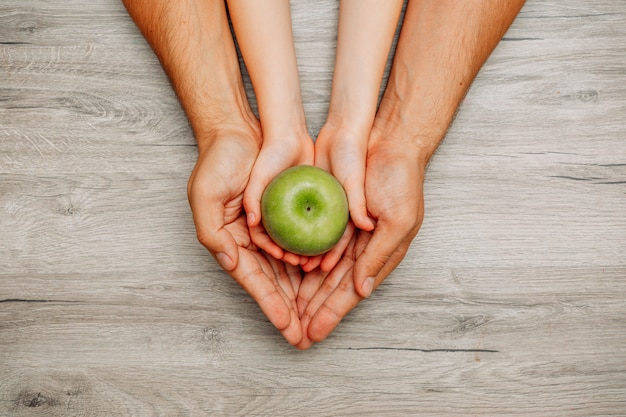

{"left": 1, "top": 1, "right": 625, "bottom": 416}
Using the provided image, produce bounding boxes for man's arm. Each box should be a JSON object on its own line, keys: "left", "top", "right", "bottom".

{"left": 298, "top": 0, "right": 526, "bottom": 348}
{"left": 122, "top": 0, "right": 257, "bottom": 149}
{"left": 354, "top": 0, "right": 527, "bottom": 296}
{"left": 374, "top": 0, "right": 526, "bottom": 164}
{"left": 122, "top": 0, "right": 304, "bottom": 346}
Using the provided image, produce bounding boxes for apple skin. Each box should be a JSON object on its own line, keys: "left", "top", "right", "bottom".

{"left": 261, "top": 165, "right": 349, "bottom": 256}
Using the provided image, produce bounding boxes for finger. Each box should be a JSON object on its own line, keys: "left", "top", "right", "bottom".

{"left": 295, "top": 268, "right": 329, "bottom": 350}
{"left": 285, "top": 262, "right": 303, "bottom": 297}
{"left": 233, "top": 249, "right": 293, "bottom": 334}
{"left": 320, "top": 220, "right": 355, "bottom": 272}
{"left": 342, "top": 172, "right": 375, "bottom": 232}
{"left": 249, "top": 224, "right": 306, "bottom": 267}
{"left": 327, "top": 139, "right": 374, "bottom": 232}
{"left": 233, "top": 250, "right": 303, "bottom": 346}
{"left": 307, "top": 243, "right": 402, "bottom": 344}
{"left": 296, "top": 268, "right": 328, "bottom": 318}
{"left": 296, "top": 255, "right": 354, "bottom": 349}
{"left": 281, "top": 306, "right": 303, "bottom": 347}
{"left": 188, "top": 188, "right": 239, "bottom": 271}
{"left": 282, "top": 252, "right": 303, "bottom": 266}
{"left": 266, "top": 255, "right": 297, "bottom": 301}
{"left": 249, "top": 215, "right": 307, "bottom": 267}
{"left": 301, "top": 255, "right": 323, "bottom": 273}
{"left": 295, "top": 333, "right": 315, "bottom": 350}
{"left": 314, "top": 135, "right": 371, "bottom": 229}
{"left": 295, "top": 302, "right": 316, "bottom": 350}
{"left": 300, "top": 235, "right": 364, "bottom": 345}
{"left": 249, "top": 223, "right": 284, "bottom": 260}
{"left": 300, "top": 257, "right": 353, "bottom": 329}
{"left": 301, "top": 220, "right": 355, "bottom": 272}
{"left": 242, "top": 161, "right": 274, "bottom": 228}
{"left": 264, "top": 256, "right": 303, "bottom": 346}
{"left": 352, "top": 221, "right": 412, "bottom": 298}
{"left": 307, "top": 271, "right": 362, "bottom": 343}
{"left": 313, "top": 146, "right": 331, "bottom": 172}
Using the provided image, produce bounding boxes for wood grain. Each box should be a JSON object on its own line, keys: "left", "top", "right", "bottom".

{"left": 1, "top": 0, "right": 625, "bottom": 415}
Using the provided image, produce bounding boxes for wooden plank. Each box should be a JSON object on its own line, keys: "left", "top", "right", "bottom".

{"left": 1, "top": 0, "right": 625, "bottom": 415}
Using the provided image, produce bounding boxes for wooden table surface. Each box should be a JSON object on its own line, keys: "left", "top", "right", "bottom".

{"left": 1, "top": 1, "right": 625, "bottom": 416}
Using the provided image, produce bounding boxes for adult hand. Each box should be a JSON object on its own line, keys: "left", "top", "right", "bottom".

{"left": 296, "top": 124, "right": 426, "bottom": 348}
{"left": 295, "top": 0, "right": 526, "bottom": 348}
{"left": 187, "top": 127, "right": 303, "bottom": 346}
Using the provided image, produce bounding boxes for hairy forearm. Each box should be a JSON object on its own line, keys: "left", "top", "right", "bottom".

{"left": 377, "top": 0, "right": 525, "bottom": 161}
{"left": 122, "top": 0, "right": 254, "bottom": 148}
{"left": 226, "top": 0, "right": 307, "bottom": 139}
{"left": 327, "top": 0, "right": 403, "bottom": 134}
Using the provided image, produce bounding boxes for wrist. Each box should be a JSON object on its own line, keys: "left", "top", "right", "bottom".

{"left": 322, "top": 107, "right": 376, "bottom": 144}
{"left": 317, "top": 123, "right": 369, "bottom": 151}
{"left": 258, "top": 107, "right": 311, "bottom": 145}
{"left": 374, "top": 75, "right": 455, "bottom": 164}
{"left": 325, "top": 89, "right": 379, "bottom": 141}
{"left": 370, "top": 112, "right": 443, "bottom": 167}
{"left": 178, "top": 60, "right": 261, "bottom": 152}
{"left": 194, "top": 105, "right": 262, "bottom": 155}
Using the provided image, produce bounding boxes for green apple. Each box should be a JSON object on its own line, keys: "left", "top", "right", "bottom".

{"left": 261, "top": 165, "right": 349, "bottom": 256}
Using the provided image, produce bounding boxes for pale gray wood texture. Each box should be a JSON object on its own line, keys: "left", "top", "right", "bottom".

{"left": 1, "top": 1, "right": 625, "bottom": 416}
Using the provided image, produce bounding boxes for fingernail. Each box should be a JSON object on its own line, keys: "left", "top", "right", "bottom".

{"left": 216, "top": 252, "right": 235, "bottom": 271}
{"left": 362, "top": 277, "right": 375, "bottom": 298}
{"left": 247, "top": 212, "right": 256, "bottom": 226}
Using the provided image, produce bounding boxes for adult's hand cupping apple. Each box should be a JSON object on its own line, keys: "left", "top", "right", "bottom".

{"left": 295, "top": 0, "right": 527, "bottom": 348}
{"left": 187, "top": 128, "right": 303, "bottom": 346}
{"left": 296, "top": 124, "right": 426, "bottom": 349}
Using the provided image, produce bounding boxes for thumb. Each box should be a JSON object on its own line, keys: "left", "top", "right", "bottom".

{"left": 352, "top": 222, "right": 409, "bottom": 298}
{"left": 243, "top": 153, "right": 283, "bottom": 228}
{"left": 327, "top": 139, "right": 374, "bottom": 232}
{"left": 342, "top": 173, "right": 375, "bottom": 232}
{"left": 189, "top": 191, "right": 239, "bottom": 271}
{"left": 205, "top": 228, "right": 239, "bottom": 272}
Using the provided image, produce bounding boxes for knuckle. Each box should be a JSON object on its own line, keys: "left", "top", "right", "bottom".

{"left": 195, "top": 230, "right": 214, "bottom": 250}
{"left": 370, "top": 254, "right": 391, "bottom": 273}
{"left": 388, "top": 207, "right": 421, "bottom": 234}
{"left": 388, "top": 216, "right": 413, "bottom": 234}
{"left": 320, "top": 279, "right": 336, "bottom": 295}
{"left": 337, "top": 277, "right": 354, "bottom": 293}
{"left": 187, "top": 177, "right": 197, "bottom": 201}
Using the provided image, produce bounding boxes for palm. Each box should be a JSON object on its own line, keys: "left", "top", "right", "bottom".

{"left": 296, "top": 130, "right": 426, "bottom": 349}
{"left": 188, "top": 134, "right": 303, "bottom": 346}
{"left": 227, "top": 216, "right": 304, "bottom": 345}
